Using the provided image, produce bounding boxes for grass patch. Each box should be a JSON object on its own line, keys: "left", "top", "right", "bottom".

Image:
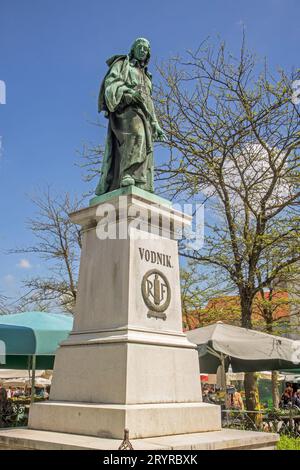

{"left": 276, "top": 435, "right": 300, "bottom": 450}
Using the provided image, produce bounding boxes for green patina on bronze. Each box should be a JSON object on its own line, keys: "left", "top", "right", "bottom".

{"left": 89, "top": 185, "right": 172, "bottom": 208}
{"left": 95, "top": 37, "right": 165, "bottom": 196}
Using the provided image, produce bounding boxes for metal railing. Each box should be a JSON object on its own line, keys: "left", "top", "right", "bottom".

{"left": 0, "top": 396, "right": 49, "bottom": 428}
{"left": 222, "top": 408, "right": 300, "bottom": 438}
{"left": 0, "top": 399, "right": 29, "bottom": 428}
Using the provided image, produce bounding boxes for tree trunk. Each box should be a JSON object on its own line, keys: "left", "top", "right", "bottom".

{"left": 240, "top": 290, "right": 260, "bottom": 413}
{"left": 264, "top": 318, "right": 280, "bottom": 409}
{"left": 240, "top": 289, "right": 254, "bottom": 329}
{"left": 244, "top": 372, "right": 259, "bottom": 411}
{"left": 271, "top": 371, "right": 280, "bottom": 409}
{"left": 240, "top": 289, "right": 259, "bottom": 414}
{"left": 244, "top": 371, "right": 261, "bottom": 426}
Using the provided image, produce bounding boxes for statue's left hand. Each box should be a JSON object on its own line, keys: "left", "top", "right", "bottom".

{"left": 153, "top": 122, "right": 167, "bottom": 142}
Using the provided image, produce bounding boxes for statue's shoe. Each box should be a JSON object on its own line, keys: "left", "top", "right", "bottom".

{"left": 121, "top": 175, "right": 135, "bottom": 187}
{"left": 134, "top": 177, "right": 147, "bottom": 185}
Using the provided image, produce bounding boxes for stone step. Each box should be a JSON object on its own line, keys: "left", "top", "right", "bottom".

{"left": 0, "top": 428, "right": 279, "bottom": 450}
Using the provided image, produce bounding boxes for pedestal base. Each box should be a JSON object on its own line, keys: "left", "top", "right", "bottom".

{"left": 0, "top": 428, "right": 279, "bottom": 450}
{"left": 29, "top": 402, "right": 221, "bottom": 439}
{"left": 28, "top": 191, "right": 221, "bottom": 441}
{"left": 44, "top": 331, "right": 203, "bottom": 404}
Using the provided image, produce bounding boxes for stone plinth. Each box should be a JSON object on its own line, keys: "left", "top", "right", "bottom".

{"left": 29, "top": 187, "right": 220, "bottom": 438}
{"left": 0, "top": 428, "right": 279, "bottom": 450}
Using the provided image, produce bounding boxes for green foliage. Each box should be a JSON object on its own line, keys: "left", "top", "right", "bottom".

{"left": 155, "top": 35, "right": 300, "bottom": 330}
{"left": 276, "top": 435, "right": 300, "bottom": 450}
{"left": 181, "top": 261, "right": 233, "bottom": 329}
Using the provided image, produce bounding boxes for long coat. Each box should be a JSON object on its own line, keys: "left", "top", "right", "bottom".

{"left": 95, "top": 55, "right": 156, "bottom": 195}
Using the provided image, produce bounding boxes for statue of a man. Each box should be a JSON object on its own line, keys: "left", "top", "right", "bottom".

{"left": 95, "top": 37, "right": 165, "bottom": 195}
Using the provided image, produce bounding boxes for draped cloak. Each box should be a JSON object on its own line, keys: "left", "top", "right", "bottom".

{"left": 95, "top": 55, "right": 158, "bottom": 195}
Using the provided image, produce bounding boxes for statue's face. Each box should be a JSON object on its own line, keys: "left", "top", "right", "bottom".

{"left": 133, "top": 42, "right": 149, "bottom": 62}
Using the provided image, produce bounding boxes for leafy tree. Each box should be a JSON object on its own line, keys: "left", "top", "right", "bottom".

{"left": 155, "top": 36, "right": 300, "bottom": 409}
{"left": 181, "top": 261, "right": 230, "bottom": 330}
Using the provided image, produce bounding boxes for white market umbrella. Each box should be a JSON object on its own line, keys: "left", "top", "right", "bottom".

{"left": 186, "top": 322, "right": 300, "bottom": 377}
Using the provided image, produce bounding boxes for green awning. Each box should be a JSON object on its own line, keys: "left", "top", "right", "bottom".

{"left": 0, "top": 311, "right": 73, "bottom": 369}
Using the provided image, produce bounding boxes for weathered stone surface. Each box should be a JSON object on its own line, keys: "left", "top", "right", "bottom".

{"left": 0, "top": 428, "right": 279, "bottom": 450}
{"left": 47, "top": 343, "right": 202, "bottom": 404}
{"left": 29, "top": 402, "right": 221, "bottom": 439}
{"left": 27, "top": 191, "right": 277, "bottom": 447}
{"left": 29, "top": 193, "right": 214, "bottom": 438}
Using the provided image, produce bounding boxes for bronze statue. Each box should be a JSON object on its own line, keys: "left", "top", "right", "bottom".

{"left": 95, "top": 38, "right": 165, "bottom": 195}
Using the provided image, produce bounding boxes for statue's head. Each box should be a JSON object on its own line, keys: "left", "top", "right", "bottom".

{"left": 129, "top": 37, "right": 151, "bottom": 65}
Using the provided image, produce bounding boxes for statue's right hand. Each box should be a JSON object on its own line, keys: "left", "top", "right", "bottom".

{"left": 122, "top": 93, "right": 133, "bottom": 105}
{"left": 122, "top": 90, "right": 142, "bottom": 107}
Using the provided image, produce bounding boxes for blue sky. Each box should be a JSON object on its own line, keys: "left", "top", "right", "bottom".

{"left": 0, "top": 0, "right": 299, "bottom": 304}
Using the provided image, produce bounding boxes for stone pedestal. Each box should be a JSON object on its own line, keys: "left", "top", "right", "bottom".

{"left": 0, "top": 428, "right": 279, "bottom": 450}
{"left": 29, "top": 186, "right": 221, "bottom": 439}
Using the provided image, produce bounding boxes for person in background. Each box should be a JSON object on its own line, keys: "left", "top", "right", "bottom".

{"left": 293, "top": 390, "right": 300, "bottom": 408}
{"left": 232, "top": 389, "right": 244, "bottom": 410}
{"left": 285, "top": 382, "right": 294, "bottom": 398}
{"left": 280, "top": 390, "right": 292, "bottom": 408}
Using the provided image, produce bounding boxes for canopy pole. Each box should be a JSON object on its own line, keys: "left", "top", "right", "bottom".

{"left": 30, "top": 354, "right": 36, "bottom": 404}
{"left": 207, "top": 345, "right": 228, "bottom": 400}
{"left": 220, "top": 353, "right": 229, "bottom": 408}
{"left": 220, "top": 353, "right": 226, "bottom": 391}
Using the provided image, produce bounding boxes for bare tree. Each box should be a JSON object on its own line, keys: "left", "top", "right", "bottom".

{"left": 11, "top": 190, "right": 82, "bottom": 313}
{"left": 0, "top": 294, "right": 8, "bottom": 314}
{"left": 76, "top": 116, "right": 105, "bottom": 195}
{"left": 154, "top": 36, "right": 300, "bottom": 409}
{"left": 78, "top": 140, "right": 105, "bottom": 191}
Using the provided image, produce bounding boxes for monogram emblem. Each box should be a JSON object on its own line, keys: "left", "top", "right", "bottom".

{"left": 141, "top": 269, "right": 171, "bottom": 320}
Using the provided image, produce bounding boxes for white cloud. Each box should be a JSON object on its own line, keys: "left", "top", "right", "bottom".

{"left": 18, "top": 258, "right": 32, "bottom": 269}
{"left": 203, "top": 144, "right": 291, "bottom": 216}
